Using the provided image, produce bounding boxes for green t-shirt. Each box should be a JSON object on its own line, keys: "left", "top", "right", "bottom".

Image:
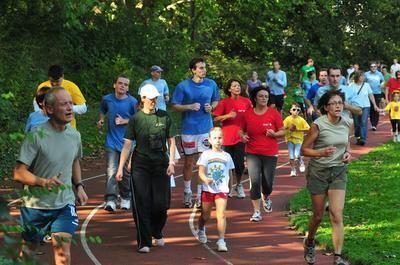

{"left": 18, "top": 122, "right": 82, "bottom": 209}
{"left": 301, "top": 65, "right": 316, "bottom": 82}
{"left": 310, "top": 115, "right": 352, "bottom": 168}
{"left": 125, "top": 110, "right": 177, "bottom": 162}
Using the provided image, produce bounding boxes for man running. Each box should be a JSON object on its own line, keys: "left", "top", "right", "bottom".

{"left": 266, "top": 60, "right": 287, "bottom": 113}
{"left": 139, "top": 65, "right": 170, "bottom": 111}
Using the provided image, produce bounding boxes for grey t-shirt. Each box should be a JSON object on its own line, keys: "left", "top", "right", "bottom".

{"left": 18, "top": 122, "right": 82, "bottom": 209}
{"left": 310, "top": 115, "right": 353, "bottom": 168}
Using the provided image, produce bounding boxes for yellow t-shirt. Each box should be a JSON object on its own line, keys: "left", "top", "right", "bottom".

{"left": 283, "top": 115, "right": 310, "bottom": 144}
{"left": 37, "top": 79, "right": 86, "bottom": 128}
{"left": 385, "top": 101, "right": 400, "bottom": 120}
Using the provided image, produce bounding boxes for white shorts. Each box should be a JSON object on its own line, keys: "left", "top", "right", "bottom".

{"left": 181, "top": 133, "right": 210, "bottom": 155}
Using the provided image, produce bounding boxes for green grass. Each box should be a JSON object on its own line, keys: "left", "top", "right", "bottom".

{"left": 289, "top": 142, "right": 400, "bottom": 265}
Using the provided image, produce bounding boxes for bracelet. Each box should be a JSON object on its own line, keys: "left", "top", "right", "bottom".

{"left": 169, "top": 161, "right": 176, "bottom": 166}
{"left": 75, "top": 182, "right": 86, "bottom": 189}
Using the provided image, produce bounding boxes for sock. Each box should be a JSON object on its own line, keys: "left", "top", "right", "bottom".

{"left": 217, "top": 237, "right": 225, "bottom": 242}
{"left": 184, "top": 181, "right": 191, "bottom": 193}
{"left": 196, "top": 184, "right": 202, "bottom": 197}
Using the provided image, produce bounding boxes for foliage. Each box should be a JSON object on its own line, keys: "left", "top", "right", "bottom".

{"left": 289, "top": 142, "right": 400, "bottom": 265}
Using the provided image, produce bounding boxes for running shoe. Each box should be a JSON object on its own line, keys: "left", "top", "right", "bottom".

{"left": 228, "top": 185, "right": 237, "bottom": 198}
{"left": 104, "top": 201, "right": 116, "bottom": 212}
{"left": 334, "top": 256, "right": 349, "bottom": 265}
{"left": 372, "top": 126, "right": 377, "bottom": 131}
{"left": 153, "top": 238, "right": 165, "bottom": 247}
{"left": 120, "top": 198, "right": 131, "bottom": 210}
{"left": 195, "top": 195, "right": 202, "bottom": 208}
{"left": 303, "top": 237, "right": 316, "bottom": 264}
{"left": 290, "top": 169, "right": 297, "bottom": 177}
{"left": 250, "top": 210, "right": 262, "bottom": 222}
{"left": 197, "top": 229, "right": 207, "bottom": 244}
{"left": 183, "top": 191, "right": 192, "bottom": 208}
{"left": 138, "top": 246, "right": 150, "bottom": 253}
{"left": 216, "top": 239, "right": 228, "bottom": 252}
{"left": 299, "top": 161, "right": 306, "bottom": 173}
{"left": 263, "top": 197, "right": 273, "bottom": 213}
{"left": 236, "top": 184, "right": 246, "bottom": 198}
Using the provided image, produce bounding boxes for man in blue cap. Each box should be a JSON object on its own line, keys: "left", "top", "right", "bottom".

{"left": 139, "top": 65, "right": 170, "bottom": 111}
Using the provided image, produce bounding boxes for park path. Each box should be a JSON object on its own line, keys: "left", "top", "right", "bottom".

{"left": 8, "top": 117, "right": 392, "bottom": 265}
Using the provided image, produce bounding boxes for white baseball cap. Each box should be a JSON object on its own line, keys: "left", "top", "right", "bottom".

{"left": 140, "top": 84, "right": 160, "bottom": 99}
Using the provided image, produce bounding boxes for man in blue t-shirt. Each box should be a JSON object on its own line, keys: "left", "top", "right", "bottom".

{"left": 305, "top": 69, "right": 328, "bottom": 122}
{"left": 138, "top": 65, "right": 169, "bottom": 111}
{"left": 171, "top": 58, "right": 220, "bottom": 208}
{"left": 97, "top": 75, "right": 138, "bottom": 212}
{"left": 365, "top": 62, "right": 384, "bottom": 130}
{"left": 266, "top": 60, "right": 287, "bottom": 112}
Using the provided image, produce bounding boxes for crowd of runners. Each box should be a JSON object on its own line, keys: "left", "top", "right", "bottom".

{"left": 13, "top": 57, "right": 399, "bottom": 265}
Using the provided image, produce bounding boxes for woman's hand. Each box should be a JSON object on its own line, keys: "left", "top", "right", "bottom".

{"left": 166, "top": 164, "right": 175, "bottom": 176}
{"left": 319, "top": 146, "right": 337, "bottom": 157}
{"left": 241, "top": 134, "right": 250, "bottom": 143}
{"left": 342, "top": 151, "right": 351, "bottom": 163}
{"left": 115, "top": 169, "right": 123, "bottom": 181}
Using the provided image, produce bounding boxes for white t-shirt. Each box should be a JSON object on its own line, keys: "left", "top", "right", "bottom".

{"left": 196, "top": 150, "right": 235, "bottom": 193}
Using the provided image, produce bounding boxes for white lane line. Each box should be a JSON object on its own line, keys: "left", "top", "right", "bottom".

{"left": 187, "top": 161, "right": 290, "bottom": 265}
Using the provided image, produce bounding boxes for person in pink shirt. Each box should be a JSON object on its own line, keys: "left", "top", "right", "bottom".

{"left": 239, "top": 86, "right": 285, "bottom": 222}
{"left": 213, "top": 79, "right": 252, "bottom": 198}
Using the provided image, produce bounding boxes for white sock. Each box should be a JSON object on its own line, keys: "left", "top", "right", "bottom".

{"left": 196, "top": 184, "right": 202, "bottom": 197}
{"left": 184, "top": 181, "right": 191, "bottom": 193}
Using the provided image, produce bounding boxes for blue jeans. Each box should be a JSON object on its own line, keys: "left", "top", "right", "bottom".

{"left": 287, "top": 142, "right": 302, "bottom": 160}
{"left": 105, "top": 148, "right": 131, "bottom": 202}
{"left": 354, "top": 107, "right": 370, "bottom": 142}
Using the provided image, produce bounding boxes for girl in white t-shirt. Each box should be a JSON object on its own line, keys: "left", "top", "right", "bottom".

{"left": 196, "top": 127, "right": 234, "bottom": 252}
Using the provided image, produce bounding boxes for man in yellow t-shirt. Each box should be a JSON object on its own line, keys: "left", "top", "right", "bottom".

{"left": 35, "top": 65, "right": 87, "bottom": 128}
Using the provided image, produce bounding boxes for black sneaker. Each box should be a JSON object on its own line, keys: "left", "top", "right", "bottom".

{"left": 303, "top": 238, "right": 316, "bottom": 264}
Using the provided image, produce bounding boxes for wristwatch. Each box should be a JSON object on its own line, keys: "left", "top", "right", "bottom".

{"left": 75, "top": 182, "right": 86, "bottom": 190}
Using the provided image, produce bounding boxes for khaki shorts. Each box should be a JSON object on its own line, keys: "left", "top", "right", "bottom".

{"left": 306, "top": 163, "right": 347, "bottom": 195}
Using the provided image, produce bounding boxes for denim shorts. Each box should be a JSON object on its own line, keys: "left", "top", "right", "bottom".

{"left": 20, "top": 204, "right": 79, "bottom": 243}
{"left": 306, "top": 163, "right": 347, "bottom": 195}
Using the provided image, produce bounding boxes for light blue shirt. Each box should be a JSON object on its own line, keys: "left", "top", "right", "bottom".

{"left": 266, "top": 70, "right": 287, "bottom": 95}
{"left": 364, "top": 71, "right": 384, "bottom": 94}
{"left": 139, "top": 78, "right": 169, "bottom": 111}
{"left": 25, "top": 111, "right": 49, "bottom": 133}
{"left": 314, "top": 85, "right": 358, "bottom": 118}
{"left": 349, "top": 82, "right": 373, "bottom": 108}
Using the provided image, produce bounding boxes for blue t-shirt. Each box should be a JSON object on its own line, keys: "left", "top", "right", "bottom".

{"left": 100, "top": 94, "right": 137, "bottom": 151}
{"left": 266, "top": 70, "right": 287, "bottom": 95}
{"left": 25, "top": 111, "right": 49, "bottom": 133}
{"left": 139, "top": 78, "right": 169, "bottom": 111}
{"left": 365, "top": 71, "right": 384, "bottom": 94}
{"left": 307, "top": 83, "right": 324, "bottom": 102}
{"left": 350, "top": 82, "right": 373, "bottom": 108}
{"left": 302, "top": 80, "right": 318, "bottom": 97}
{"left": 171, "top": 78, "right": 220, "bottom": 135}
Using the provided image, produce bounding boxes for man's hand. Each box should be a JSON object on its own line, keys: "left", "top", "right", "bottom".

{"left": 115, "top": 169, "right": 123, "bottom": 182}
{"left": 190, "top": 103, "right": 201, "bottom": 111}
{"left": 115, "top": 114, "right": 124, "bottom": 125}
{"left": 44, "top": 176, "right": 63, "bottom": 188}
{"left": 204, "top": 103, "right": 212, "bottom": 113}
{"left": 342, "top": 151, "right": 351, "bottom": 163}
{"left": 76, "top": 186, "right": 88, "bottom": 206}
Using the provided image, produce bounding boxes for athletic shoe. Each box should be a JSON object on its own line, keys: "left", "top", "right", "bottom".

{"left": 250, "top": 210, "right": 262, "bottom": 222}
{"left": 43, "top": 234, "right": 52, "bottom": 243}
{"left": 216, "top": 239, "right": 228, "bottom": 252}
{"left": 197, "top": 229, "right": 207, "bottom": 244}
{"left": 290, "top": 169, "right": 297, "bottom": 177}
{"left": 183, "top": 191, "right": 192, "bottom": 208}
{"left": 236, "top": 184, "right": 246, "bottom": 199}
{"left": 153, "top": 238, "right": 165, "bottom": 247}
{"left": 334, "top": 256, "right": 349, "bottom": 265}
{"left": 303, "top": 237, "right": 316, "bottom": 264}
{"left": 397, "top": 134, "right": 400, "bottom": 142}
{"left": 104, "top": 201, "right": 116, "bottom": 212}
{"left": 299, "top": 161, "right": 306, "bottom": 173}
{"left": 394, "top": 135, "right": 399, "bottom": 143}
{"left": 263, "top": 197, "right": 273, "bottom": 213}
{"left": 120, "top": 198, "right": 131, "bottom": 210}
{"left": 195, "top": 195, "right": 202, "bottom": 208}
{"left": 228, "top": 186, "right": 237, "bottom": 198}
{"left": 372, "top": 126, "right": 377, "bottom": 131}
{"left": 138, "top": 246, "right": 150, "bottom": 253}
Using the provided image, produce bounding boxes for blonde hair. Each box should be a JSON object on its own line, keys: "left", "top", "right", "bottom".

{"left": 208, "top": 127, "right": 223, "bottom": 137}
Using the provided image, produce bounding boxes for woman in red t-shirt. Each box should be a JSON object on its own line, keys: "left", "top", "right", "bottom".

{"left": 239, "top": 86, "right": 284, "bottom": 222}
{"left": 386, "top": 70, "right": 400, "bottom": 102}
{"left": 213, "top": 79, "right": 252, "bottom": 198}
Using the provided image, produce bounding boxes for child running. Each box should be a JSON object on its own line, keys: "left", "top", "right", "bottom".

{"left": 196, "top": 127, "right": 234, "bottom": 252}
{"left": 283, "top": 103, "right": 310, "bottom": 177}
{"left": 379, "top": 91, "right": 400, "bottom": 142}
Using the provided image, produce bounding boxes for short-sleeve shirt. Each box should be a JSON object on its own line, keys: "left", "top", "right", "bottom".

{"left": 100, "top": 94, "right": 137, "bottom": 152}
{"left": 213, "top": 96, "right": 252, "bottom": 146}
{"left": 309, "top": 115, "right": 352, "bottom": 168}
{"left": 37, "top": 79, "right": 86, "bottom": 128}
{"left": 139, "top": 79, "right": 169, "bottom": 111}
{"left": 246, "top": 80, "right": 262, "bottom": 92}
{"left": 283, "top": 115, "right": 310, "bottom": 144}
{"left": 386, "top": 78, "right": 400, "bottom": 100}
{"left": 196, "top": 150, "right": 234, "bottom": 193}
{"left": 171, "top": 78, "right": 220, "bottom": 135}
{"left": 300, "top": 65, "right": 316, "bottom": 82}
{"left": 364, "top": 71, "right": 384, "bottom": 94}
{"left": 17, "top": 121, "right": 82, "bottom": 209}
{"left": 125, "top": 110, "right": 176, "bottom": 163}
{"left": 25, "top": 111, "right": 49, "bottom": 133}
{"left": 266, "top": 70, "right": 287, "bottom": 95}
{"left": 385, "top": 102, "right": 400, "bottom": 119}
{"left": 242, "top": 108, "right": 284, "bottom": 156}
{"left": 307, "top": 83, "right": 324, "bottom": 102}
{"left": 350, "top": 82, "right": 373, "bottom": 108}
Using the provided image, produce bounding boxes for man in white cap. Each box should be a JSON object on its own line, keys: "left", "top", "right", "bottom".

{"left": 139, "top": 65, "right": 170, "bottom": 111}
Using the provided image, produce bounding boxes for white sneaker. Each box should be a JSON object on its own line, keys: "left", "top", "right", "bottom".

{"left": 290, "top": 169, "right": 297, "bottom": 177}
{"left": 120, "top": 198, "right": 131, "bottom": 210}
{"left": 153, "top": 238, "right": 165, "bottom": 247}
{"left": 236, "top": 184, "right": 246, "bottom": 198}
{"left": 250, "top": 210, "right": 262, "bottom": 222}
{"left": 263, "top": 198, "right": 273, "bottom": 213}
{"left": 397, "top": 134, "right": 400, "bottom": 142}
{"left": 216, "top": 239, "right": 228, "bottom": 252}
{"left": 104, "top": 201, "right": 116, "bottom": 212}
{"left": 228, "top": 186, "right": 237, "bottom": 198}
{"left": 138, "top": 246, "right": 150, "bottom": 253}
{"left": 197, "top": 229, "right": 207, "bottom": 244}
{"left": 394, "top": 135, "right": 398, "bottom": 142}
{"left": 299, "top": 161, "right": 306, "bottom": 173}
{"left": 183, "top": 191, "right": 192, "bottom": 208}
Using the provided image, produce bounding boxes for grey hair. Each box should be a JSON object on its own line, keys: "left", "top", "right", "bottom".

{"left": 44, "top": 86, "right": 66, "bottom": 107}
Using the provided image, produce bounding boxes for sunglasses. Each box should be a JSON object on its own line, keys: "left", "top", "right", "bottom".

{"left": 291, "top": 108, "right": 301, "bottom": 112}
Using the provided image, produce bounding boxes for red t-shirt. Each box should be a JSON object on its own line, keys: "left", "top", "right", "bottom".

{"left": 386, "top": 78, "right": 400, "bottom": 100}
{"left": 213, "top": 96, "right": 252, "bottom": 146}
{"left": 242, "top": 108, "right": 283, "bottom": 156}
